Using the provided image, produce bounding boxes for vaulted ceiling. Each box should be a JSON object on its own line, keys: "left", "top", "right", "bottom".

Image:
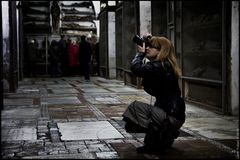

{"left": 22, "top": 1, "right": 97, "bottom": 35}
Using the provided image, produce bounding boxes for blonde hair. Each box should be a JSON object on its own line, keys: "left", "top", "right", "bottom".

{"left": 149, "top": 36, "right": 182, "bottom": 78}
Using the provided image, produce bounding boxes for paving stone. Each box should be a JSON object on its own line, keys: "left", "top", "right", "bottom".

{"left": 85, "top": 96, "right": 122, "bottom": 104}
{"left": 48, "top": 105, "right": 96, "bottom": 120}
{"left": 110, "top": 143, "right": 150, "bottom": 159}
{"left": 66, "top": 144, "right": 87, "bottom": 150}
{"left": 117, "top": 95, "right": 150, "bottom": 104}
{"left": 42, "top": 97, "right": 81, "bottom": 105}
{"left": 2, "top": 127, "right": 37, "bottom": 141}
{"left": 81, "top": 88, "right": 110, "bottom": 93}
{"left": 4, "top": 98, "right": 33, "bottom": 106}
{"left": 104, "top": 139, "right": 124, "bottom": 144}
{"left": 87, "top": 143, "right": 111, "bottom": 152}
{"left": 184, "top": 118, "right": 238, "bottom": 139}
{"left": 1, "top": 108, "right": 40, "bottom": 119}
{"left": 49, "top": 150, "right": 59, "bottom": 155}
{"left": 75, "top": 84, "right": 99, "bottom": 88}
{"left": 22, "top": 141, "right": 44, "bottom": 154}
{"left": 46, "top": 84, "right": 73, "bottom": 88}
{"left": 68, "top": 149, "right": 79, "bottom": 154}
{"left": 22, "top": 153, "right": 96, "bottom": 159}
{"left": 96, "top": 151, "right": 119, "bottom": 159}
{"left": 107, "top": 86, "right": 139, "bottom": 93}
{"left": 51, "top": 88, "right": 79, "bottom": 94}
{"left": 58, "top": 150, "right": 69, "bottom": 154}
{"left": 58, "top": 121, "right": 124, "bottom": 141}
{"left": 16, "top": 88, "right": 40, "bottom": 94}
{"left": 98, "top": 83, "right": 124, "bottom": 87}
{"left": 111, "top": 140, "right": 236, "bottom": 159}
{"left": 45, "top": 142, "right": 66, "bottom": 152}
{"left": 35, "top": 81, "right": 55, "bottom": 85}
{"left": 1, "top": 119, "right": 27, "bottom": 128}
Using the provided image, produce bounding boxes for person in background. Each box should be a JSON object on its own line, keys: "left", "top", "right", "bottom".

{"left": 67, "top": 39, "right": 79, "bottom": 76}
{"left": 122, "top": 35, "right": 186, "bottom": 154}
{"left": 78, "top": 35, "right": 93, "bottom": 81}
{"left": 48, "top": 40, "right": 61, "bottom": 77}
{"left": 27, "top": 39, "right": 39, "bottom": 77}
{"left": 58, "top": 35, "right": 68, "bottom": 76}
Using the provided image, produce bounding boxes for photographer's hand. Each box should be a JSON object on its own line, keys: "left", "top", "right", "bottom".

{"left": 137, "top": 42, "right": 146, "bottom": 55}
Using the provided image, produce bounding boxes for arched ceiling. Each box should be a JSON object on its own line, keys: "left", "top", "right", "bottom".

{"left": 22, "top": 1, "right": 97, "bottom": 36}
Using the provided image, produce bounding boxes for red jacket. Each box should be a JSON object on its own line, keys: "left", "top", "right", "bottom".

{"left": 68, "top": 43, "right": 79, "bottom": 67}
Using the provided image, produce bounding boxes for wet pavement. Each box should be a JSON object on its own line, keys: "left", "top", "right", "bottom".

{"left": 1, "top": 76, "right": 239, "bottom": 159}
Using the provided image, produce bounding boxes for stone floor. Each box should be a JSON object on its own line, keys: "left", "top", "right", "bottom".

{"left": 1, "top": 76, "right": 239, "bottom": 159}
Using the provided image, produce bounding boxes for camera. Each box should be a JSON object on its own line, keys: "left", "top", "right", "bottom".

{"left": 132, "top": 35, "right": 151, "bottom": 47}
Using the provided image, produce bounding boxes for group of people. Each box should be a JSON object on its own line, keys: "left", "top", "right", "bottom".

{"left": 48, "top": 34, "right": 99, "bottom": 80}
{"left": 26, "top": 34, "right": 99, "bottom": 80}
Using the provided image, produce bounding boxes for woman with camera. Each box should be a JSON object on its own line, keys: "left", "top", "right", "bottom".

{"left": 122, "top": 35, "right": 186, "bottom": 154}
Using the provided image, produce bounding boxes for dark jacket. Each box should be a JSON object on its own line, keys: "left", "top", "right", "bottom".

{"left": 79, "top": 37, "right": 92, "bottom": 63}
{"left": 130, "top": 53, "right": 185, "bottom": 123}
{"left": 48, "top": 41, "right": 60, "bottom": 63}
{"left": 27, "top": 42, "right": 38, "bottom": 62}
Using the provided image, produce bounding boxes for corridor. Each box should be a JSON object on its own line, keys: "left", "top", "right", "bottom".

{"left": 1, "top": 76, "right": 238, "bottom": 159}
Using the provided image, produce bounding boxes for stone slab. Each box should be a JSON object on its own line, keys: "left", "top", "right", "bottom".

{"left": 108, "top": 87, "right": 139, "bottom": 92}
{"left": 110, "top": 140, "right": 236, "bottom": 159}
{"left": 1, "top": 127, "right": 37, "bottom": 141}
{"left": 34, "top": 81, "right": 55, "bottom": 85}
{"left": 183, "top": 118, "right": 238, "bottom": 139}
{"left": 81, "top": 88, "right": 110, "bottom": 93}
{"left": 46, "top": 84, "right": 73, "bottom": 88}
{"left": 98, "top": 83, "right": 124, "bottom": 87}
{"left": 1, "top": 108, "right": 40, "bottom": 119}
{"left": 85, "top": 96, "right": 122, "bottom": 104}
{"left": 16, "top": 89, "right": 40, "bottom": 94}
{"left": 42, "top": 97, "right": 81, "bottom": 105}
{"left": 51, "top": 88, "right": 79, "bottom": 94}
{"left": 117, "top": 95, "right": 150, "bottom": 104}
{"left": 96, "top": 152, "right": 119, "bottom": 159}
{"left": 4, "top": 98, "right": 33, "bottom": 106}
{"left": 75, "top": 84, "right": 99, "bottom": 88}
{"left": 58, "top": 121, "right": 124, "bottom": 140}
{"left": 22, "top": 153, "right": 96, "bottom": 159}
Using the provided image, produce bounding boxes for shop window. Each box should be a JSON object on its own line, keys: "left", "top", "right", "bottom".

{"left": 182, "top": 1, "right": 222, "bottom": 81}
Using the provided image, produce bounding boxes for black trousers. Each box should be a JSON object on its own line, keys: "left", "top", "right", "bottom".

{"left": 122, "top": 101, "right": 183, "bottom": 150}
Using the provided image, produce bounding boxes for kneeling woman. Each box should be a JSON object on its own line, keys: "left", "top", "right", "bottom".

{"left": 122, "top": 36, "right": 186, "bottom": 154}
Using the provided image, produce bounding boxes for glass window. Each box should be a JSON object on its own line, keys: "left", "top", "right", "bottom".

{"left": 168, "top": 1, "right": 174, "bottom": 23}
{"left": 182, "top": 1, "right": 222, "bottom": 80}
{"left": 108, "top": 1, "right": 116, "bottom": 6}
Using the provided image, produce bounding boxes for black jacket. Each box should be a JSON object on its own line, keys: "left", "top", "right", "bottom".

{"left": 131, "top": 53, "right": 185, "bottom": 122}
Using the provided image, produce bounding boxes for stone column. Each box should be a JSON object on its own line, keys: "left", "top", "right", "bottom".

{"left": 108, "top": 11, "right": 116, "bottom": 79}
{"left": 139, "top": 1, "right": 151, "bottom": 35}
{"left": 230, "top": 1, "right": 239, "bottom": 115}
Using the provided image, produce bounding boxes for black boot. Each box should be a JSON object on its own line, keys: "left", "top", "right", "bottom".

{"left": 136, "top": 145, "right": 153, "bottom": 153}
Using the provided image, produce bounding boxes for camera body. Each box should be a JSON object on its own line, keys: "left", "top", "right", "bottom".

{"left": 132, "top": 35, "right": 144, "bottom": 47}
{"left": 132, "top": 35, "right": 151, "bottom": 47}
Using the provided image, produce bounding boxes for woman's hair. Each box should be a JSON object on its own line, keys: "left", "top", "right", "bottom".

{"left": 149, "top": 36, "right": 182, "bottom": 78}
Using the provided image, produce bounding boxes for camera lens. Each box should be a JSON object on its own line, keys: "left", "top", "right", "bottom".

{"left": 132, "top": 35, "right": 144, "bottom": 47}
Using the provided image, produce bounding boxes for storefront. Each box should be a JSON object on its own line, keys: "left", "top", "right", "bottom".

{"left": 100, "top": 1, "right": 238, "bottom": 115}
